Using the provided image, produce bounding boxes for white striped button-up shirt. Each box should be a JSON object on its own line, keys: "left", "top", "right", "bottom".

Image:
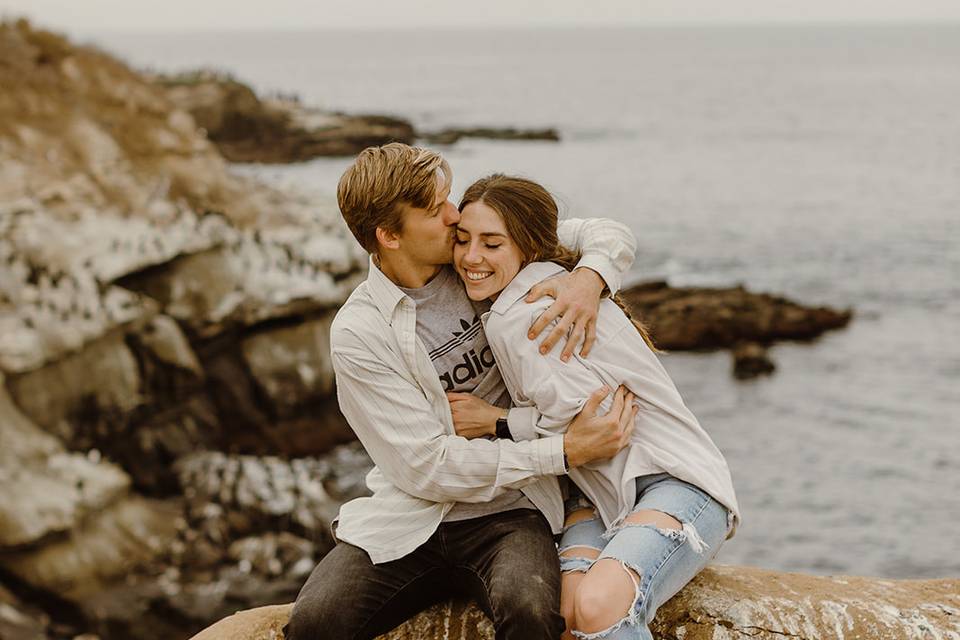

{"left": 331, "top": 218, "right": 636, "bottom": 563}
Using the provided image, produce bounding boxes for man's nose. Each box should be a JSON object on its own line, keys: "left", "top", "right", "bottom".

{"left": 442, "top": 202, "right": 460, "bottom": 225}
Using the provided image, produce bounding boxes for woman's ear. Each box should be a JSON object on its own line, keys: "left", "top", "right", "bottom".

{"left": 375, "top": 226, "right": 401, "bottom": 251}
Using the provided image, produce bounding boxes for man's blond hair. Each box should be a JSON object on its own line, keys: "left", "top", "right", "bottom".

{"left": 337, "top": 143, "right": 451, "bottom": 254}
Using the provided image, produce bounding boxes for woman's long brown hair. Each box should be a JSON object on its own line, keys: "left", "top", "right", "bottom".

{"left": 459, "top": 174, "right": 656, "bottom": 351}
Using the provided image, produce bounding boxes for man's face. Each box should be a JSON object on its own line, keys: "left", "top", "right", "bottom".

{"left": 395, "top": 181, "right": 461, "bottom": 266}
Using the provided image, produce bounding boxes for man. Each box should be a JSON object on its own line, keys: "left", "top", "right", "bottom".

{"left": 286, "top": 143, "right": 638, "bottom": 640}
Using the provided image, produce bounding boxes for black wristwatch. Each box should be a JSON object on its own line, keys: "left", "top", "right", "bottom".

{"left": 495, "top": 414, "right": 512, "bottom": 440}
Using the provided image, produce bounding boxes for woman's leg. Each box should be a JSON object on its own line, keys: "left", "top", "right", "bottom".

{"left": 571, "top": 477, "right": 730, "bottom": 639}
{"left": 557, "top": 497, "right": 606, "bottom": 640}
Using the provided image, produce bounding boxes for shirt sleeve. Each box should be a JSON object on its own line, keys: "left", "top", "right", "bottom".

{"left": 557, "top": 217, "right": 637, "bottom": 295}
{"left": 331, "top": 335, "right": 567, "bottom": 504}
{"left": 506, "top": 406, "right": 541, "bottom": 441}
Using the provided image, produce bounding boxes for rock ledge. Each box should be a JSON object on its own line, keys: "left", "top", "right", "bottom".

{"left": 190, "top": 564, "right": 960, "bottom": 640}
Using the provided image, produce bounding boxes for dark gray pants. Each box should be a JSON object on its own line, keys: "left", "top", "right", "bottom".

{"left": 285, "top": 509, "right": 564, "bottom": 640}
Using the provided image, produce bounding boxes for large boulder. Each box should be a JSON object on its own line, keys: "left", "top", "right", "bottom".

{"left": 621, "top": 281, "right": 852, "bottom": 352}
{"left": 189, "top": 565, "right": 960, "bottom": 640}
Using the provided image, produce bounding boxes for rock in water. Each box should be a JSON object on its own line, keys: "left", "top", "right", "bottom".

{"left": 621, "top": 281, "right": 852, "bottom": 353}
{"left": 732, "top": 341, "right": 777, "bottom": 379}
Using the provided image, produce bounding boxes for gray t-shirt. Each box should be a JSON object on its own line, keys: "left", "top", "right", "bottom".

{"left": 400, "top": 266, "right": 536, "bottom": 522}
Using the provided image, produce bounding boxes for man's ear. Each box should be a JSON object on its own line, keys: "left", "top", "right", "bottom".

{"left": 375, "top": 226, "right": 401, "bottom": 251}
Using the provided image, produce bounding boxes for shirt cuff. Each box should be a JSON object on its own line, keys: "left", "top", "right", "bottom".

{"left": 532, "top": 435, "right": 567, "bottom": 477}
{"left": 575, "top": 253, "right": 621, "bottom": 295}
{"left": 507, "top": 406, "right": 539, "bottom": 442}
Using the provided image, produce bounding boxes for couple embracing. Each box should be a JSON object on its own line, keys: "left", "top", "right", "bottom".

{"left": 285, "top": 143, "right": 740, "bottom": 640}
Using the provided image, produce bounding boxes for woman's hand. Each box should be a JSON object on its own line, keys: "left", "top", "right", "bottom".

{"left": 525, "top": 267, "right": 605, "bottom": 361}
{"left": 447, "top": 392, "right": 506, "bottom": 439}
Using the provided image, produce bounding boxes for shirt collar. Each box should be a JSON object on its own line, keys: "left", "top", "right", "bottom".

{"left": 489, "top": 262, "right": 567, "bottom": 315}
{"left": 364, "top": 255, "right": 409, "bottom": 325}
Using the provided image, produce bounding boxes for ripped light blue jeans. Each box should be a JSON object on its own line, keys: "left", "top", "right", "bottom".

{"left": 558, "top": 473, "right": 730, "bottom": 640}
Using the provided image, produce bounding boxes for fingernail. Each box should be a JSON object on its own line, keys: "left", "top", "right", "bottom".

{"left": 540, "top": 346, "right": 547, "bottom": 354}
{"left": 561, "top": 354, "right": 569, "bottom": 362}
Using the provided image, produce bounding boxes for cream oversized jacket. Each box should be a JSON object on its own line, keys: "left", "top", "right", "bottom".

{"left": 484, "top": 262, "right": 741, "bottom": 536}
{"left": 331, "top": 219, "right": 636, "bottom": 563}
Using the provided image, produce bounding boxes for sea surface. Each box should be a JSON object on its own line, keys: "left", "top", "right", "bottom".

{"left": 91, "top": 25, "right": 960, "bottom": 579}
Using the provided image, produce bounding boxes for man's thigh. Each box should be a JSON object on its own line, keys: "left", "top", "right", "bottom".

{"left": 451, "top": 510, "right": 564, "bottom": 634}
{"left": 285, "top": 540, "right": 447, "bottom": 640}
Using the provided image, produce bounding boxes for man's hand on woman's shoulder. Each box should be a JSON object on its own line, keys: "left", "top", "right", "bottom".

{"left": 525, "top": 267, "right": 605, "bottom": 362}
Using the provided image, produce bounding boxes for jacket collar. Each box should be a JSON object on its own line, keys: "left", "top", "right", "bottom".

{"left": 489, "top": 262, "right": 567, "bottom": 316}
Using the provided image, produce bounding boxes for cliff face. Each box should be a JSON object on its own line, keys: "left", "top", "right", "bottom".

{"left": 0, "top": 20, "right": 371, "bottom": 639}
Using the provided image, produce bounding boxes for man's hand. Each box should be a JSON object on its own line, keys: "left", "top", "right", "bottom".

{"left": 525, "top": 267, "right": 605, "bottom": 362}
{"left": 563, "top": 386, "right": 637, "bottom": 468}
{"left": 447, "top": 392, "right": 505, "bottom": 439}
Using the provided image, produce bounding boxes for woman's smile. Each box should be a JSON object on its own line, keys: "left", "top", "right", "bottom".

{"left": 453, "top": 201, "right": 525, "bottom": 301}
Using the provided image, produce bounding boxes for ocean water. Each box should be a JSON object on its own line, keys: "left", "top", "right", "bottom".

{"left": 92, "top": 25, "right": 960, "bottom": 578}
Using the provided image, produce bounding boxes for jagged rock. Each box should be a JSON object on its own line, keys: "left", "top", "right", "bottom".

{"left": 732, "top": 341, "right": 776, "bottom": 379}
{"left": 175, "top": 448, "right": 372, "bottom": 545}
{"left": 0, "top": 373, "right": 131, "bottom": 547}
{"left": 5, "top": 329, "right": 143, "bottom": 442}
{"left": 240, "top": 312, "right": 336, "bottom": 417}
{"left": 0, "top": 583, "right": 51, "bottom": 640}
{"left": 133, "top": 314, "right": 204, "bottom": 378}
{"left": 621, "top": 280, "right": 852, "bottom": 352}
{"left": 420, "top": 126, "right": 560, "bottom": 145}
{"left": 117, "top": 232, "right": 364, "bottom": 338}
{"left": 0, "top": 495, "right": 180, "bottom": 603}
{"left": 160, "top": 70, "right": 415, "bottom": 162}
{"left": 189, "top": 565, "right": 960, "bottom": 640}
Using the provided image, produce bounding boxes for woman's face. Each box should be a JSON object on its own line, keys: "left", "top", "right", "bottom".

{"left": 454, "top": 201, "right": 525, "bottom": 301}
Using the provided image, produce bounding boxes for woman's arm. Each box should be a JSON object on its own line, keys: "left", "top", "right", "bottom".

{"left": 487, "top": 305, "right": 636, "bottom": 441}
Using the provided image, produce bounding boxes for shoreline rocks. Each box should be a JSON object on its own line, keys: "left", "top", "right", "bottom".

{"left": 420, "top": 126, "right": 560, "bottom": 145}
{"left": 622, "top": 280, "right": 852, "bottom": 377}
{"left": 160, "top": 70, "right": 416, "bottom": 163}
{"left": 621, "top": 281, "right": 852, "bottom": 351}
{"left": 160, "top": 70, "right": 561, "bottom": 163}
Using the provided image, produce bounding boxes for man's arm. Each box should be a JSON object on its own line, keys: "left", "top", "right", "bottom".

{"left": 558, "top": 216, "right": 637, "bottom": 295}
{"left": 528, "top": 217, "right": 637, "bottom": 360}
{"left": 333, "top": 337, "right": 629, "bottom": 503}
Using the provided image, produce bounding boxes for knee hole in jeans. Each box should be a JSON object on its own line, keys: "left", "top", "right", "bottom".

{"left": 572, "top": 558, "right": 643, "bottom": 635}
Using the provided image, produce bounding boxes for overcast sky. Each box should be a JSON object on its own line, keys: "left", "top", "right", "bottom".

{"left": 3, "top": 0, "right": 960, "bottom": 33}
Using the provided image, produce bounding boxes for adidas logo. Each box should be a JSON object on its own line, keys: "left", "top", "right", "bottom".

{"left": 439, "top": 346, "right": 496, "bottom": 391}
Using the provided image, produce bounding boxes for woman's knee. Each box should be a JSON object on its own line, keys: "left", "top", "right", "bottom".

{"left": 572, "top": 559, "right": 640, "bottom": 634}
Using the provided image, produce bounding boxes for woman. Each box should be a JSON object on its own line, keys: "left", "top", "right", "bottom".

{"left": 450, "top": 174, "right": 740, "bottom": 640}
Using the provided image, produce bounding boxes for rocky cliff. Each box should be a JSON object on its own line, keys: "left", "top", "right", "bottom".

{"left": 0, "top": 20, "right": 371, "bottom": 639}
